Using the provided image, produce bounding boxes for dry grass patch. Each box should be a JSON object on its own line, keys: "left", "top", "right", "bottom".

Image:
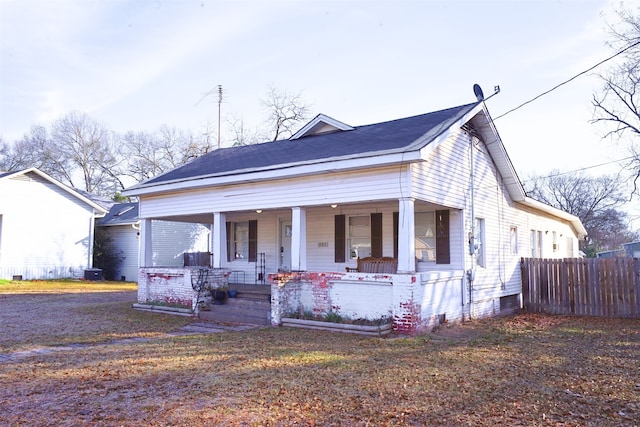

{"left": 0, "top": 280, "right": 190, "bottom": 352}
{"left": 1, "top": 308, "right": 639, "bottom": 426}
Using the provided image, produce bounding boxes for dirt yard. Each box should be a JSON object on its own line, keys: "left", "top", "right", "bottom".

{"left": 0, "top": 281, "right": 191, "bottom": 352}
{"left": 1, "top": 281, "right": 639, "bottom": 426}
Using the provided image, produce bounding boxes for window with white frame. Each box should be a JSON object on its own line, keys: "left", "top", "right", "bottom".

{"left": 530, "top": 229, "right": 543, "bottom": 258}
{"left": 475, "top": 218, "right": 486, "bottom": 267}
{"left": 233, "top": 221, "right": 249, "bottom": 259}
{"left": 538, "top": 231, "right": 543, "bottom": 257}
{"left": 510, "top": 226, "right": 518, "bottom": 255}
{"left": 415, "top": 212, "right": 436, "bottom": 262}
{"left": 347, "top": 215, "right": 371, "bottom": 259}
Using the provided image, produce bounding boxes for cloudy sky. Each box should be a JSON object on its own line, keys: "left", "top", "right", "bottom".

{"left": 0, "top": 0, "right": 633, "bottom": 186}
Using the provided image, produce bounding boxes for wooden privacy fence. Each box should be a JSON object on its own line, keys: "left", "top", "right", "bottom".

{"left": 521, "top": 257, "right": 640, "bottom": 318}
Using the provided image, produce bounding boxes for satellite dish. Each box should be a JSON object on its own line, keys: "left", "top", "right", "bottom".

{"left": 473, "top": 84, "right": 484, "bottom": 101}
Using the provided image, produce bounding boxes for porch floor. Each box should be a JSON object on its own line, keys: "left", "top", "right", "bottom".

{"left": 198, "top": 283, "right": 271, "bottom": 326}
{"left": 226, "top": 283, "right": 271, "bottom": 297}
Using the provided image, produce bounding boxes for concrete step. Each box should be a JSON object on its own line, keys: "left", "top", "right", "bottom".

{"left": 227, "top": 284, "right": 271, "bottom": 301}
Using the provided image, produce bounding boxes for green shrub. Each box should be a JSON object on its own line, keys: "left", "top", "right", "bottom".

{"left": 93, "top": 227, "right": 124, "bottom": 280}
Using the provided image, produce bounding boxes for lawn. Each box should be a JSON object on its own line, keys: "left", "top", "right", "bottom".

{"left": 1, "top": 281, "right": 639, "bottom": 426}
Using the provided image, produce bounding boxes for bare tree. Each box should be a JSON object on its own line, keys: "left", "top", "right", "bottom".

{"left": 592, "top": 6, "right": 640, "bottom": 193}
{"left": 51, "top": 111, "right": 119, "bottom": 195}
{"left": 118, "top": 125, "right": 214, "bottom": 184}
{"left": 261, "top": 86, "right": 310, "bottom": 141}
{"left": 225, "top": 114, "right": 265, "bottom": 147}
{"left": 0, "top": 125, "right": 73, "bottom": 179}
{"left": 525, "top": 171, "right": 638, "bottom": 255}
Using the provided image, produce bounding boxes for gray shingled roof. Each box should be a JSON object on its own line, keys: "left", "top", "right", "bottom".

{"left": 143, "top": 102, "right": 479, "bottom": 186}
{"left": 96, "top": 202, "right": 139, "bottom": 226}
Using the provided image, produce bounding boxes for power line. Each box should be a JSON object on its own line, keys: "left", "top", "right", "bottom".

{"left": 519, "top": 155, "right": 636, "bottom": 185}
{"left": 494, "top": 40, "right": 640, "bottom": 121}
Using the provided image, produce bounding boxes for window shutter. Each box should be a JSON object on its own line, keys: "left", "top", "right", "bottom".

{"left": 248, "top": 220, "right": 258, "bottom": 262}
{"left": 334, "top": 214, "right": 345, "bottom": 263}
{"left": 226, "top": 222, "right": 232, "bottom": 262}
{"left": 435, "top": 210, "right": 450, "bottom": 264}
{"left": 393, "top": 212, "right": 399, "bottom": 259}
{"left": 371, "top": 213, "right": 383, "bottom": 258}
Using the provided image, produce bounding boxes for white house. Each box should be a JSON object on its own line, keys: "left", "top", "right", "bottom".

{"left": 0, "top": 168, "right": 109, "bottom": 280}
{"left": 123, "top": 99, "right": 587, "bottom": 332}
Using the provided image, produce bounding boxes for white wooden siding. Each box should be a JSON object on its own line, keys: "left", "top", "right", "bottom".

{"left": 412, "top": 130, "right": 471, "bottom": 209}
{"left": 151, "top": 220, "right": 210, "bottom": 267}
{"left": 0, "top": 172, "right": 95, "bottom": 279}
{"left": 139, "top": 166, "right": 410, "bottom": 219}
{"left": 103, "top": 225, "right": 139, "bottom": 281}
{"left": 414, "top": 130, "right": 580, "bottom": 307}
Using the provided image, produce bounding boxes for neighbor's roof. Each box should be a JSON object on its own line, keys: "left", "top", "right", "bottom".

{"left": 126, "top": 102, "right": 480, "bottom": 193}
{"left": 96, "top": 202, "right": 139, "bottom": 226}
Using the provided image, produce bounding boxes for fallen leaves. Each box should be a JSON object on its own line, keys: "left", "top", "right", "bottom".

{"left": 1, "top": 286, "right": 640, "bottom": 426}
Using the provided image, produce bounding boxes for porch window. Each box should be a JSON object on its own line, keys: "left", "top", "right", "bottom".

{"left": 347, "top": 215, "right": 371, "bottom": 259}
{"left": 233, "top": 221, "right": 249, "bottom": 259}
{"left": 227, "top": 220, "right": 257, "bottom": 262}
{"left": 415, "top": 212, "right": 436, "bottom": 262}
{"left": 414, "top": 210, "right": 450, "bottom": 264}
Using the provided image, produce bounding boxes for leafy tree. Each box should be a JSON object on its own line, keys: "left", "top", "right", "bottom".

{"left": 525, "top": 171, "right": 638, "bottom": 255}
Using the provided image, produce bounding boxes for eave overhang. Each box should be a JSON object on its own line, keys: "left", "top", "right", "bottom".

{"left": 123, "top": 149, "right": 423, "bottom": 197}
{"left": 518, "top": 197, "right": 588, "bottom": 238}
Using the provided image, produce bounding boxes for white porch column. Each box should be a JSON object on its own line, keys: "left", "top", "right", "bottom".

{"left": 139, "top": 219, "right": 153, "bottom": 267}
{"left": 212, "top": 212, "right": 227, "bottom": 268}
{"left": 291, "top": 207, "right": 307, "bottom": 271}
{"left": 397, "top": 197, "right": 416, "bottom": 273}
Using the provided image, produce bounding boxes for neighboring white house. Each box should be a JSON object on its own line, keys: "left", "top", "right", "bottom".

{"left": 96, "top": 202, "right": 211, "bottom": 281}
{"left": 123, "top": 99, "right": 587, "bottom": 332}
{"left": 0, "top": 168, "right": 109, "bottom": 280}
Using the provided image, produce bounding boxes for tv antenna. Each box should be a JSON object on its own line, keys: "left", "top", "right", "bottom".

{"left": 196, "top": 84, "right": 223, "bottom": 149}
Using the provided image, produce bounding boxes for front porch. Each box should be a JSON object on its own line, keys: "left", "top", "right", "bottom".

{"left": 136, "top": 266, "right": 467, "bottom": 333}
{"left": 198, "top": 283, "right": 271, "bottom": 325}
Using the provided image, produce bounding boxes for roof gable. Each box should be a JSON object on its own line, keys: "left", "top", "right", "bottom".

{"left": 289, "top": 114, "right": 354, "bottom": 140}
{"left": 0, "top": 168, "right": 109, "bottom": 215}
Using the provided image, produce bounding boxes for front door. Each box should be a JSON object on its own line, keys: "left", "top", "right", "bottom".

{"left": 279, "top": 220, "right": 292, "bottom": 272}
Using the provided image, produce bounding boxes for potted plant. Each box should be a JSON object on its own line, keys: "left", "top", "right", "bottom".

{"left": 210, "top": 284, "right": 228, "bottom": 305}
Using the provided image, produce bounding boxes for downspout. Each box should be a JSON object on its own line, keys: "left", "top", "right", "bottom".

{"left": 466, "top": 134, "right": 477, "bottom": 319}
{"left": 88, "top": 210, "right": 96, "bottom": 269}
